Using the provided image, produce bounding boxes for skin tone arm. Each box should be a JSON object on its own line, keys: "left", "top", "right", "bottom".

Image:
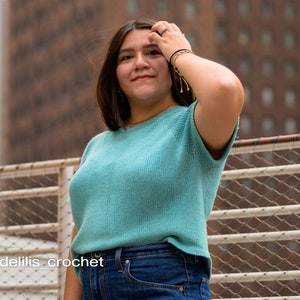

{"left": 150, "top": 21, "right": 244, "bottom": 159}
{"left": 63, "top": 226, "right": 83, "bottom": 300}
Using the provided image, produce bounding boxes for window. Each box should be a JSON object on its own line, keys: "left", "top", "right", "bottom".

{"left": 284, "top": 88, "right": 297, "bottom": 108}
{"left": 284, "top": 31, "right": 296, "bottom": 49}
{"left": 261, "top": 87, "right": 274, "bottom": 106}
{"left": 216, "top": 24, "right": 228, "bottom": 44}
{"left": 238, "top": 27, "right": 250, "bottom": 46}
{"left": 243, "top": 85, "right": 252, "bottom": 105}
{"left": 186, "top": 0, "right": 197, "bottom": 18}
{"left": 263, "top": 152, "right": 275, "bottom": 165}
{"left": 238, "top": 0, "right": 250, "bottom": 16}
{"left": 261, "top": 29, "right": 273, "bottom": 47}
{"left": 216, "top": 0, "right": 227, "bottom": 14}
{"left": 284, "top": 2, "right": 296, "bottom": 20}
{"left": 240, "top": 115, "right": 252, "bottom": 135}
{"left": 262, "top": 0, "right": 273, "bottom": 18}
{"left": 239, "top": 56, "right": 251, "bottom": 74}
{"left": 285, "top": 60, "right": 297, "bottom": 78}
{"left": 158, "top": 0, "right": 168, "bottom": 14}
{"left": 262, "top": 58, "right": 274, "bottom": 77}
{"left": 217, "top": 54, "right": 227, "bottom": 66}
{"left": 186, "top": 32, "right": 197, "bottom": 50}
{"left": 262, "top": 116, "right": 275, "bottom": 135}
{"left": 285, "top": 118, "right": 298, "bottom": 134}
{"left": 127, "top": 0, "right": 137, "bottom": 14}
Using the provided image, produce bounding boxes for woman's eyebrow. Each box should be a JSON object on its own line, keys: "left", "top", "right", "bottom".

{"left": 119, "top": 43, "right": 159, "bottom": 54}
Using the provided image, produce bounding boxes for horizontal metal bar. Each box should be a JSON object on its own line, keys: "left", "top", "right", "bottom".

{"left": 0, "top": 283, "right": 58, "bottom": 291}
{"left": 231, "top": 138, "right": 300, "bottom": 155}
{"left": 0, "top": 186, "right": 58, "bottom": 201}
{"left": 0, "top": 158, "right": 80, "bottom": 179}
{"left": 209, "top": 204, "right": 300, "bottom": 220}
{"left": 208, "top": 230, "right": 300, "bottom": 245}
{"left": 222, "top": 164, "right": 300, "bottom": 180}
{"left": 212, "top": 296, "right": 300, "bottom": 300}
{"left": 0, "top": 223, "right": 58, "bottom": 234}
{"left": 211, "top": 270, "right": 300, "bottom": 283}
{"left": 0, "top": 247, "right": 58, "bottom": 256}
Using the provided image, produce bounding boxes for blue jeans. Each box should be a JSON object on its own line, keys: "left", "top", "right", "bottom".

{"left": 81, "top": 242, "right": 211, "bottom": 299}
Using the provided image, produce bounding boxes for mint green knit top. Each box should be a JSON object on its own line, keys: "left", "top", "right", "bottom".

{"left": 69, "top": 101, "right": 237, "bottom": 278}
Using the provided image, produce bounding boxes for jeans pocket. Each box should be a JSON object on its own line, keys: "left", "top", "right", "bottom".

{"left": 123, "top": 255, "right": 186, "bottom": 291}
{"left": 199, "top": 277, "right": 211, "bottom": 300}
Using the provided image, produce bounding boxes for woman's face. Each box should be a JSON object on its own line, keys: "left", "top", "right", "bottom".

{"left": 116, "top": 29, "right": 173, "bottom": 109}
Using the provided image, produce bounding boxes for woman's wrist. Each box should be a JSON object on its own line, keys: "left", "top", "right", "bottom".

{"left": 169, "top": 49, "right": 194, "bottom": 93}
{"left": 169, "top": 49, "right": 194, "bottom": 69}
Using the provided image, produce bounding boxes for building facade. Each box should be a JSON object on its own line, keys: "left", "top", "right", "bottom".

{"left": 216, "top": 0, "right": 299, "bottom": 138}
{"left": 0, "top": 2, "right": 9, "bottom": 165}
{"left": 4, "top": 0, "right": 300, "bottom": 164}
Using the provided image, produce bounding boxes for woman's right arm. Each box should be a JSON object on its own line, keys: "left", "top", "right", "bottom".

{"left": 64, "top": 226, "right": 83, "bottom": 300}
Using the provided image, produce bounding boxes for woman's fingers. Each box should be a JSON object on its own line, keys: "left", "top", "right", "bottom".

{"left": 149, "top": 21, "right": 191, "bottom": 61}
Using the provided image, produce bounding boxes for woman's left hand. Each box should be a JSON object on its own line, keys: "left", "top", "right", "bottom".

{"left": 150, "top": 21, "right": 244, "bottom": 159}
{"left": 149, "top": 21, "right": 192, "bottom": 62}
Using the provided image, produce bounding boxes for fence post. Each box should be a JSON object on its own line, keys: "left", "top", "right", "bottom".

{"left": 57, "top": 166, "right": 74, "bottom": 299}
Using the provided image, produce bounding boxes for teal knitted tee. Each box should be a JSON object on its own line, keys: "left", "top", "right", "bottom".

{"left": 69, "top": 101, "right": 238, "bottom": 279}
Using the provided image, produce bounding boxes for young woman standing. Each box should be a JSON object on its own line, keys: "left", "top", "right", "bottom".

{"left": 64, "top": 18, "right": 244, "bottom": 300}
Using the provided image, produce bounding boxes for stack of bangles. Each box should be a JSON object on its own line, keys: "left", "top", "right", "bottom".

{"left": 169, "top": 49, "right": 194, "bottom": 68}
{"left": 169, "top": 49, "right": 194, "bottom": 93}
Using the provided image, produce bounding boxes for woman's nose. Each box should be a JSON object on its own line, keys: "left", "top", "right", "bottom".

{"left": 134, "top": 54, "right": 150, "bottom": 70}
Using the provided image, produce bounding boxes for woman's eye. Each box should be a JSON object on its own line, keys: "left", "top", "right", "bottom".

{"left": 148, "top": 50, "right": 161, "bottom": 56}
{"left": 120, "top": 55, "right": 133, "bottom": 62}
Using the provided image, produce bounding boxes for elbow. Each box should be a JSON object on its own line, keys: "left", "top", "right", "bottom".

{"left": 217, "top": 74, "right": 244, "bottom": 115}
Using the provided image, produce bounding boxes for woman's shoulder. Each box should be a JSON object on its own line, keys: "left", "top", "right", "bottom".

{"left": 171, "top": 100, "right": 197, "bottom": 118}
{"left": 81, "top": 131, "right": 111, "bottom": 161}
{"left": 167, "top": 100, "right": 198, "bottom": 126}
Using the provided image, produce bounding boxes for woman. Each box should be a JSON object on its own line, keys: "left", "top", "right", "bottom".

{"left": 64, "top": 18, "right": 244, "bottom": 299}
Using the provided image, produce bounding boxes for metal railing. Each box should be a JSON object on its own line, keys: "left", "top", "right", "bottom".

{"left": 0, "top": 158, "right": 79, "bottom": 299}
{"left": 0, "top": 134, "right": 299, "bottom": 299}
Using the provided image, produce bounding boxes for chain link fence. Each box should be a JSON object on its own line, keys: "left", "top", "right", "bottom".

{"left": 209, "top": 134, "right": 300, "bottom": 299}
{"left": 0, "top": 134, "right": 299, "bottom": 299}
{"left": 0, "top": 159, "right": 79, "bottom": 299}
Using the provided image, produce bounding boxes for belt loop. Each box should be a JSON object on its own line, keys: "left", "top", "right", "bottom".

{"left": 115, "top": 248, "right": 123, "bottom": 272}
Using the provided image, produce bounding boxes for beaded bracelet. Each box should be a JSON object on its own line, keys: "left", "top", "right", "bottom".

{"left": 169, "top": 49, "right": 194, "bottom": 93}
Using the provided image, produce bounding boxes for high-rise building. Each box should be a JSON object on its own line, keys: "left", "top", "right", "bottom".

{"left": 215, "top": 0, "right": 299, "bottom": 138}
{"left": 0, "top": 2, "right": 9, "bottom": 165}
{"left": 3, "top": 0, "right": 299, "bottom": 164}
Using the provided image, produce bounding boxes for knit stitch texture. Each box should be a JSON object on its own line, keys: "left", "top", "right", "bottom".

{"left": 69, "top": 101, "right": 238, "bottom": 279}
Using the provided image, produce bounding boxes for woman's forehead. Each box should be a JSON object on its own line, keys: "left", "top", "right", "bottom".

{"left": 121, "top": 29, "right": 152, "bottom": 48}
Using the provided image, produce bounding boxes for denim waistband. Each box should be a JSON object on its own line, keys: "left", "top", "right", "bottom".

{"left": 84, "top": 242, "right": 175, "bottom": 259}
{"left": 83, "top": 242, "right": 209, "bottom": 276}
{"left": 83, "top": 242, "right": 206, "bottom": 264}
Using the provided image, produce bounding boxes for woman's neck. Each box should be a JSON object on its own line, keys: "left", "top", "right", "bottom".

{"left": 127, "top": 102, "right": 178, "bottom": 127}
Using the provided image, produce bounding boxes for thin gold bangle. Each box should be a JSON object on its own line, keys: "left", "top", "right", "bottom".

{"left": 169, "top": 49, "right": 194, "bottom": 68}
{"left": 169, "top": 49, "right": 194, "bottom": 93}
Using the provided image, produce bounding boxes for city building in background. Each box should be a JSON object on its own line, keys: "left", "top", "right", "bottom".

{"left": 216, "top": 0, "right": 299, "bottom": 139}
{"left": 1, "top": 2, "right": 299, "bottom": 297}
{"left": 2, "top": 0, "right": 299, "bottom": 164}
{"left": 0, "top": 2, "right": 9, "bottom": 165}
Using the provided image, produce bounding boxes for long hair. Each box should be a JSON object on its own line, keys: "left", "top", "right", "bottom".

{"left": 96, "top": 18, "right": 195, "bottom": 131}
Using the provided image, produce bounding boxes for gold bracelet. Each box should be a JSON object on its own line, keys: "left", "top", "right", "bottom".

{"left": 169, "top": 49, "right": 194, "bottom": 68}
{"left": 169, "top": 49, "right": 194, "bottom": 93}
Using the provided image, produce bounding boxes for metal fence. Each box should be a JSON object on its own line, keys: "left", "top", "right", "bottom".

{"left": 0, "top": 158, "right": 79, "bottom": 299}
{"left": 0, "top": 134, "right": 299, "bottom": 299}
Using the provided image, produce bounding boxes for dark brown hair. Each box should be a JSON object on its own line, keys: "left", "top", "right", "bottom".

{"left": 96, "top": 18, "right": 195, "bottom": 131}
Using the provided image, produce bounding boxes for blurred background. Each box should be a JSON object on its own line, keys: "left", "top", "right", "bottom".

{"left": 0, "top": 1, "right": 299, "bottom": 298}
{"left": 0, "top": 0, "right": 299, "bottom": 165}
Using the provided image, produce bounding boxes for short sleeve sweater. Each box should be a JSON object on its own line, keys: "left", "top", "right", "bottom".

{"left": 69, "top": 101, "right": 238, "bottom": 278}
